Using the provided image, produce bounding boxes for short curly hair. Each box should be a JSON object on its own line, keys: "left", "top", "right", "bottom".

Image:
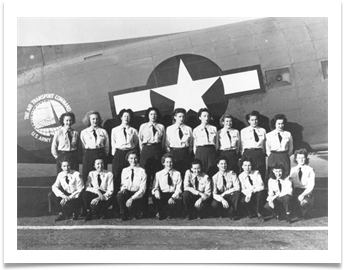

{"left": 82, "top": 111, "right": 103, "bottom": 127}
{"left": 245, "top": 110, "right": 260, "bottom": 122}
{"left": 161, "top": 153, "right": 175, "bottom": 165}
{"left": 144, "top": 107, "right": 161, "bottom": 122}
{"left": 269, "top": 162, "right": 287, "bottom": 179}
{"left": 125, "top": 150, "right": 139, "bottom": 161}
{"left": 118, "top": 109, "right": 134, "bottom": 122}
{"left": 219, "top": 114, "right": 233, "bottom": 127}
{"left": 293, "top": 148, "right": 309, "bottom": 165}
{"left": 270, "top": 114, "right": 287, "bottom": 130}
{"left": 59, "top": 112, "right": 76, "bottom": 126}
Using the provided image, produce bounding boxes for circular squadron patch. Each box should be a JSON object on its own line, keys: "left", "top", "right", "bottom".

{"left": 24, "top": 93, "right": 71, "bottom": 143}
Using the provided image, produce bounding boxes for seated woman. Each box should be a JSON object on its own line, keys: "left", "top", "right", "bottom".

{"left": 50, "top": 158, "right": 84, "bottom": 221}
{"left": 117, "top": 150, "right": 147, "bottom": 221}
{"left": 211, "top": 156, "right": 241, "bottom": 220}
{"left": 239, "top": 156, "right": 265, "bottom": 221}
{"left": 182, "top": 159, "right": 211, "bottom": 220}
{"left": 264, "top": 162, "right": 293, "bottom": 223}
{"left": 151, "top": 153, "right": 182, "bottom": 220}
{"left": 83, "top": 157, "right": 114, "bottom": 221}
{"left": 289, "top": 148, "right": 315, "bottom": 220}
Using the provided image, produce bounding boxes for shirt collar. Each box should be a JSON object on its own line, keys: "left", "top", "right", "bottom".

{"left": 174, "top": 123, "right": 184, "bottom": 129}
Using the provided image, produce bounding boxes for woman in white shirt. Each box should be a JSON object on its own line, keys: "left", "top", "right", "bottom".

{"left": 266, "top": 114, "right": 293, "bottom": 176}
{"left": 51, "top": 112, "right": 79, "bottom": 174}
{"left": 216, "top": 114, "right": 240, "bottom": 175}
{"left": 240, "top": 110, "right": 267, "bottom": 182}
{"left": 111, "top": 109, "right": 139, "bottom": 194}
{"left": 80, "top": 110, "right": 109, "bottom": 184}
{"left": 138, "top": 107, "right": 165, "bottom": 217}
{"left": 289, "top": 148, "right": 315, "bottom": 219}
{"left": 165, "top": 108, "right": 193, "bottom": 179}
{"left": 193, "top": 108, "right": 217, "bottom": 175}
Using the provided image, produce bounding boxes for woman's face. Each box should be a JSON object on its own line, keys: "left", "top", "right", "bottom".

{"left": 128, "top": 154, "right": 138, "bottom": 167}
{"left": 248, "top": 115, "right": 258, "bottom": 128}
{"left": 174, "top": 112, "right": 185, "bottom": 125}
{"left": 121, "top": 112, "right": 131, "bottom": 125}
{"left": 217, "top": 160, "right": 227, "bottom": 172}
{"left": 273, "top": 168, "right": 283, "bottom": 179}
{"left": 163, "top": 157, "right": 173, "bottom": 170}
{"left": 242, "top": 161, "right": 252, "bottom": 173}
{"left": 296, "top": 154, "right": 306, "bottom": 166}
{"left": 148, "top": 110, "right": 157, "bottom": 123}
{"left": 94, "top": 159, "right": 104, "bottom": 172}
{"left": 89, "top": 114, "right": 99, "bottom": 128}
{"left": 63, "top": 116, "right": 73, "bottom": 129}
{"left": 223, "top": 117, "right": 232, "bottom": 129}
{"left": 199, "top": 111, "right": 210, "bottom": 125}
{"left": 191, "top": 164, "right": 202, "bottom": 175}
{"left": 275, "top": 119, "right": 284, "bottom": 131}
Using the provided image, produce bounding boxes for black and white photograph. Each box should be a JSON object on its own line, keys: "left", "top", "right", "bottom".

{"left": 3, "top": 0, "right": 342, "bottom": 265}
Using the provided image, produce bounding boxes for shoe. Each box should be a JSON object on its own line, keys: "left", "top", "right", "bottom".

{"left": 99, "top": 214, "right": 108, "bottom": 220}
{"left": 121, "top": 215, "right": 129, "bottom": 221}
{"left": 55, "top": 214, "right": 65, "bottom": 222}
{"left": 139, "top": 212, "right": 147, "bottom": 219}
{"left": 248, "top": 213, "right": 256, "bottom": 219}
{"left": 72, "top": 213, "right": 79, "bottom": 221}
{"left": 257, "top": 213, "right": 264, "bottom": 222}
{"left": 286, "top": 214, "right": 292, "bottom": 224}
{"left": 84, "top": 209, "right": 92, "bottom": 221}
{"left": 185, "top": 214, "right": 194, "bottom": 220}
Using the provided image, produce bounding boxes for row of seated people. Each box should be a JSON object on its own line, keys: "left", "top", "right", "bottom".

{"left": 49, "top": 148, "right": 315, "bottom": 223}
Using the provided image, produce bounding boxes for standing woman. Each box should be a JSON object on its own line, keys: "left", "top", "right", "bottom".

{"left": 193, "top": 108, "right": 217, "bottom": 175}
{"left": 165, "top": 108, "right": 193, "bottom": 179}
{"left": 51, "top": 112, "right": 79, "bottom": 174}
{"left": 80, "top": 111, "right": 109, "bottom": 184}
{"left": 266, "top": 114, "right": 293, "bottom": 175}
{"left": 216, "top": 114, "right": 240, "bottom": 175}
{"left": 111, "top": 109, "right": 139, "bottom": 210}
{"left": 138, "top": 107, "right": 166, "bottom": 217}
{"left": 240, "top": 110, "right": 267, "bottom": 181}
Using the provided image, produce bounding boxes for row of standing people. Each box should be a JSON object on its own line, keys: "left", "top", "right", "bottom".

{"left": 50, "top": 148, "right": 315, "bottom": 222}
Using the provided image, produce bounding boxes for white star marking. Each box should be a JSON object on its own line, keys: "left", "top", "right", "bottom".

{"left": 150, "top": 60, "right": 219, "bottom": 112}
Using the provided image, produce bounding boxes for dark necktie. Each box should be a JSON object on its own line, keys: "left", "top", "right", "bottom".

{"left": 67, "top": 130, "right": 72, "bottom": 143}
{"left": 65, "top": 175, "right": 69, "bottom": 185}
{"left": 152, "top": 125, "right": 157, "bottom": 136}
{"left": 131, "top": 169, "right": 134, "bottom": 182}
{"left": 205, "top": 128, "right": 209, "bottom": 142}
{"left": 227, "top": 130, "right": 232, "bottom": 145}
{"left": 298, "top": 167, "right": 303, "bottom": 181}
{"left": 248, "top": 175, "right": 253, "bottom": 186}
{"left": 123, "top": 128, "right": 127, "bottom": 141}
{"left": 178, "top": 127, "right": 183, "bottom": 140}
{"left": 222, "top": 175, "right": 227, "bottom": 190}
{"left": 92, "top": 129, "right": 97, "bottom": 141}
{"left": 97, "top": 174, "right": 102, "bottom": 187}
{"left": 194, "top": 177, "right": 199, "bottom": 190}
{"left": 253, "top": 129, "right": 259, "bottom": 142}
{"left": 278, "top": 132, "right": 282, "bottom": 143}
{"left": 167, "top": 173, "right": 173, "bottom": 186}
{"left": 278, "top": 180, "right": 282, "bottom": 192}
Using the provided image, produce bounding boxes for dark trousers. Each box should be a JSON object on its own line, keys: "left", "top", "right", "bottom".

{"left": 169, "top": 147, "right": 192, "bottom": 181}
{"left": 211, "top": 191, "right": 241, "bottom": 217}
{"left": 49, "top": 191, "right": 82, "bottom": 217}
{"left": 240, "top": 190, "right": 265, "bottom": 216}
{"left": 82, "top": 191, "right": 113, "bottom": 216}
{"left": 140, "top": 144, "right": 163, "bottom": 214}
{"left": 152, "top": 192, "right": 179, "bottom": 216}
{"left": 56, "top": 150, "right": 79, "bottom": 174}
{"left": 264, "top": 195, "right": 292, "bottom": 216}
{"left": 112, "top": 149, "right": 131, "bottom": 213}
{"left": 294, "top": 188, "right": 314, "bottom": 217}
{"left": 182, "top": 191, "right": 210, "bottom": 216}
{"left": 117, "top": 191, "right": 144, "bottom": 217}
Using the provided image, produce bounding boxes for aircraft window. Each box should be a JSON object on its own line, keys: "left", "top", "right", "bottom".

{"left": 265, "top": 67, "right": 291, "bottom": 89}
{"left": 321, "top": 60, "right": 328, "bottom": 80}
